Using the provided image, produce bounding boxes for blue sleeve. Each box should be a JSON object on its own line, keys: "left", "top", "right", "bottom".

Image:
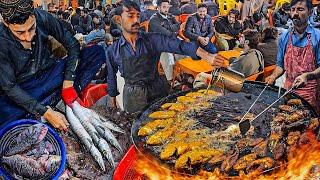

{"left": 148, "top": 33, "right": 200, "bottom": 60}
{"left": 276, "top": 32, "right": 288, "bottom": 69}
{"left": 105, "top": 47, "right": 120, "bottom": 97}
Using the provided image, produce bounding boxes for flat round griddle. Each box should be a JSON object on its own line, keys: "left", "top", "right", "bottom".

{"left": 131, "top": 81, "right": 318, "bottom": 175}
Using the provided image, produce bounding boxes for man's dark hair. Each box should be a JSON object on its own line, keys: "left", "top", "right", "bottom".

{"left": 197, "top": 3, "right": 207, "bottom": 9}
{"left": 290, "top": 0, "right": 313, "bottom": 10}
{"left": 57, "top": 10, "right": 64, "bottom": 16}
{"left": 228, "top": 8, "right": 240, "bottom": 19}
{"left": 157, "top": 0, "right": 170, "bottom": 6}
{"left": 76, "top": 7, "right": 81, "bottom": 14}
{"left": 119, "top": 0, "right": 140, "bottom": 14}
{"left": 62, "top": 11, "right": 70, "bottom": 20}
{"left": 97, "top": 5, "right": 103, "bottom": 11}
{"left": 262, "top": 26, "right": 278, "bottom": 41}
{"left": 281, "top": 2, "right": 291, "bottom": 11}
{"left": 82, "top": 9, "right": 88, "bottom": 14}
{"left": 243, "top": 29, "right": 260, "bottom": 49}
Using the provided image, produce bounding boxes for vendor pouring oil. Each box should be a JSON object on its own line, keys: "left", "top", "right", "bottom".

{"left": 0, "top": 0, "right": 106, "bottom": 130}
{"left": 106, "top": 0, "right": 226, "bottom": 113}
{"left": 266, "top": 0, "right": 320, "bottom": 113}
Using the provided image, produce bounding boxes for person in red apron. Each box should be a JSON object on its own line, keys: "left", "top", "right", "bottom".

{"left": 266, "top": 0, "right": 320, "bottom": 114}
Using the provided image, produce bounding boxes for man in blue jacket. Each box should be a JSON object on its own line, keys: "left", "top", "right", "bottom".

{"left": 184, "top": 3, "right": 217, "bottom": 54}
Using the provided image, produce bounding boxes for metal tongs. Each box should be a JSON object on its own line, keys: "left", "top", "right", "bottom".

{"left": 239, "top": 86, "right": 295, "bottom": 136}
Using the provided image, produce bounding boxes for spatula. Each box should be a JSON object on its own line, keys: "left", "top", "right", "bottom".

{"left": 239, "top": 86, "right": 295, "bottom": 136}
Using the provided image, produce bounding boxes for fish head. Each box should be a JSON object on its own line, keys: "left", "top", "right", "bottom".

{"left": 46, "top": 155, "right": 61, "bottom": 173}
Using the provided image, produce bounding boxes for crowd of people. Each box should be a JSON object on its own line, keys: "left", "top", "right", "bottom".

{"left": 0, "top": 0, "right": 320, "bottom": 131}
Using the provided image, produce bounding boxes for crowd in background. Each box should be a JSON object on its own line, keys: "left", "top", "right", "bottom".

{"left": 7, "top": 0, "right": 320, "bottom": 83}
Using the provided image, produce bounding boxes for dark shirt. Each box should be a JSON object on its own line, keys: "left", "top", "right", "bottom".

{"left": 257, "top": 39, "right": 278, "bottom": 66}
{"left": 149, "top": 12, "right": 180, "bottom": 37}
{"left": 60, "top": 19, "right": 76, "bottom": 35}
{"left": 0, "top": 9, "right": 80, "bottom": 116}
{"left": 203, "top": 1, "right": 219, "bottom": 17}
{"left": 273, "top": 9, "right": 289, "bottom": 28}
{"left": 215, "top": 16, "right": 242, "bottom": 37}
{"left": 140, "top": 9, "right": 158, "bottom": 22}
{"left": 180, "top": 2, "right": 197, "bottom": 14}
{"left": 79, "top": 15, "right": 93, "bottom": 34}
{"left": 71, "top": 13, "right": 80, "bottom": 26}
{"left": 184, "top": 14, "right": 214, "bottom": 41}
{"left": 105, "top": 32, "right": 200, "bottom": 97}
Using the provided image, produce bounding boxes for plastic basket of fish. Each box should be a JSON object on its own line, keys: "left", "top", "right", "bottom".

{"left": 0, "top": 119, "right": 66, "bottom": 180}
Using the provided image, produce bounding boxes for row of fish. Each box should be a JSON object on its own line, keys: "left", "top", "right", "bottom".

{"left": 1, "top": 124, "right": 61, "bottom": 179}
{"left": 66, "top": 101, "right": 125, "bottom": 171}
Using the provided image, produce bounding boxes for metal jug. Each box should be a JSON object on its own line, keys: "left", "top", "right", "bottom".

{"left": 211, "top": 68, "right": 245, "bottom": 92}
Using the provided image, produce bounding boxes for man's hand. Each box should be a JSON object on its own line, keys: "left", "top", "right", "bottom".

{"left": 63, "top": 80, "right": 74, "bottom": 89}
{"left": 196, "top": 48, "right": 228, "bottom": 67}
{"left": 110, "top": 97, "right": 117, "bottom": 108}
{"left": 43, "top": 108, "right": 69, "bottom": 132}
{"left": 293, "top": 73, "right": 308, "bottom": 88}
{"left": 265, "top": 75, "right": 276, "bottom": 85}
{"left": 204, "top": 37, "right": 210, "bottom": 45}
{"left": 198, "top": 36, "right": 208, "bottom": 46}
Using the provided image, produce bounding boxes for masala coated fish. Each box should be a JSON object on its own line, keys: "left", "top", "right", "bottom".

{"left": 6, "top": 124, "right": 48, "bottom": 156}
{"left": 148, "top": 111, "right": 176, "bottom": 119}
{"left": 138, "top": 118, "right": 174, "bottom": 136}
{"left": 175, "top": 149, "right": 224, "bottom": 169}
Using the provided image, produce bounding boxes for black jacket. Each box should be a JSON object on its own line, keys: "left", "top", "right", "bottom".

{"left": 148, "top": 12, "right": 180, "bottom": 37}
{"left": 0, "top": 9, "right": 80, "bottom": 115}
{"left": 215, "top": 16, "right": 242, "bottom": 37}
{"left": 140, "top": 9, "right": 158, "bottom": 22}
{"left": 184, "top": 14, "right": 214, "bottom": 41}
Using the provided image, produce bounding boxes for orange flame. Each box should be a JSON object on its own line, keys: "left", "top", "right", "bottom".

{"left": 133, "top": 131, "right": 320, "bottom": 180}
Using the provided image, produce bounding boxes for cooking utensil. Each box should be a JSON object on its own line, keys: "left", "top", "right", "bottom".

{"left": 206, "top": 67, "right": 245, "bottom": 94}
{"left": 239, "top": 84, "right": 268, "bottom": 124}
{"left": 239, "top": 86, "right": 295, "bottom": 136}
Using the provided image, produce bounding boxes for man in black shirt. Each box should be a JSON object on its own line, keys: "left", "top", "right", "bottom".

{"left": 0, "top": 0, "right": 105, "bottom": 130}
{"left": 215, "top": 9, "right": 242, "bottom": 50}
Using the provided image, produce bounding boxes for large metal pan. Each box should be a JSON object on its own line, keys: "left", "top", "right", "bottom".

{"left": 131, "top": 81, "right": 318, "bottom": 175}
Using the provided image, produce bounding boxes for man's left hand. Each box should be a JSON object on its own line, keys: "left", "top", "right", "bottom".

{"left": 293, "top": 73, "right": 308, "bottom": 88}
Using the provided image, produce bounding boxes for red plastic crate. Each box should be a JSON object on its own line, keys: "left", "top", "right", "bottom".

{"left": 80, "top": 84, "right": 108, "bottom": 107}
{"left": 113, "top": 145, "right": 143, "bottom": 180}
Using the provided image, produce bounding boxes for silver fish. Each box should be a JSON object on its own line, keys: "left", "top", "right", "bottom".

{"left": 97, "top": 138, "right": 115, "bottom": 168}
{"left": 6, "top": 124, "right": 48, "bottom": 156}
{"left": 1, "top": 154, "right": 46, "bottom": 178}
{"left": 72, "top": 102, "right": 116, "bottom": 167}
{"left": 66, "top": 106, "right": 105, "bottom": 171}
{"left": 95, "top": 125, "right": 123, "bottom": 153}
{"left": 86, "top": 108, "right": 125, "bottom": 134}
